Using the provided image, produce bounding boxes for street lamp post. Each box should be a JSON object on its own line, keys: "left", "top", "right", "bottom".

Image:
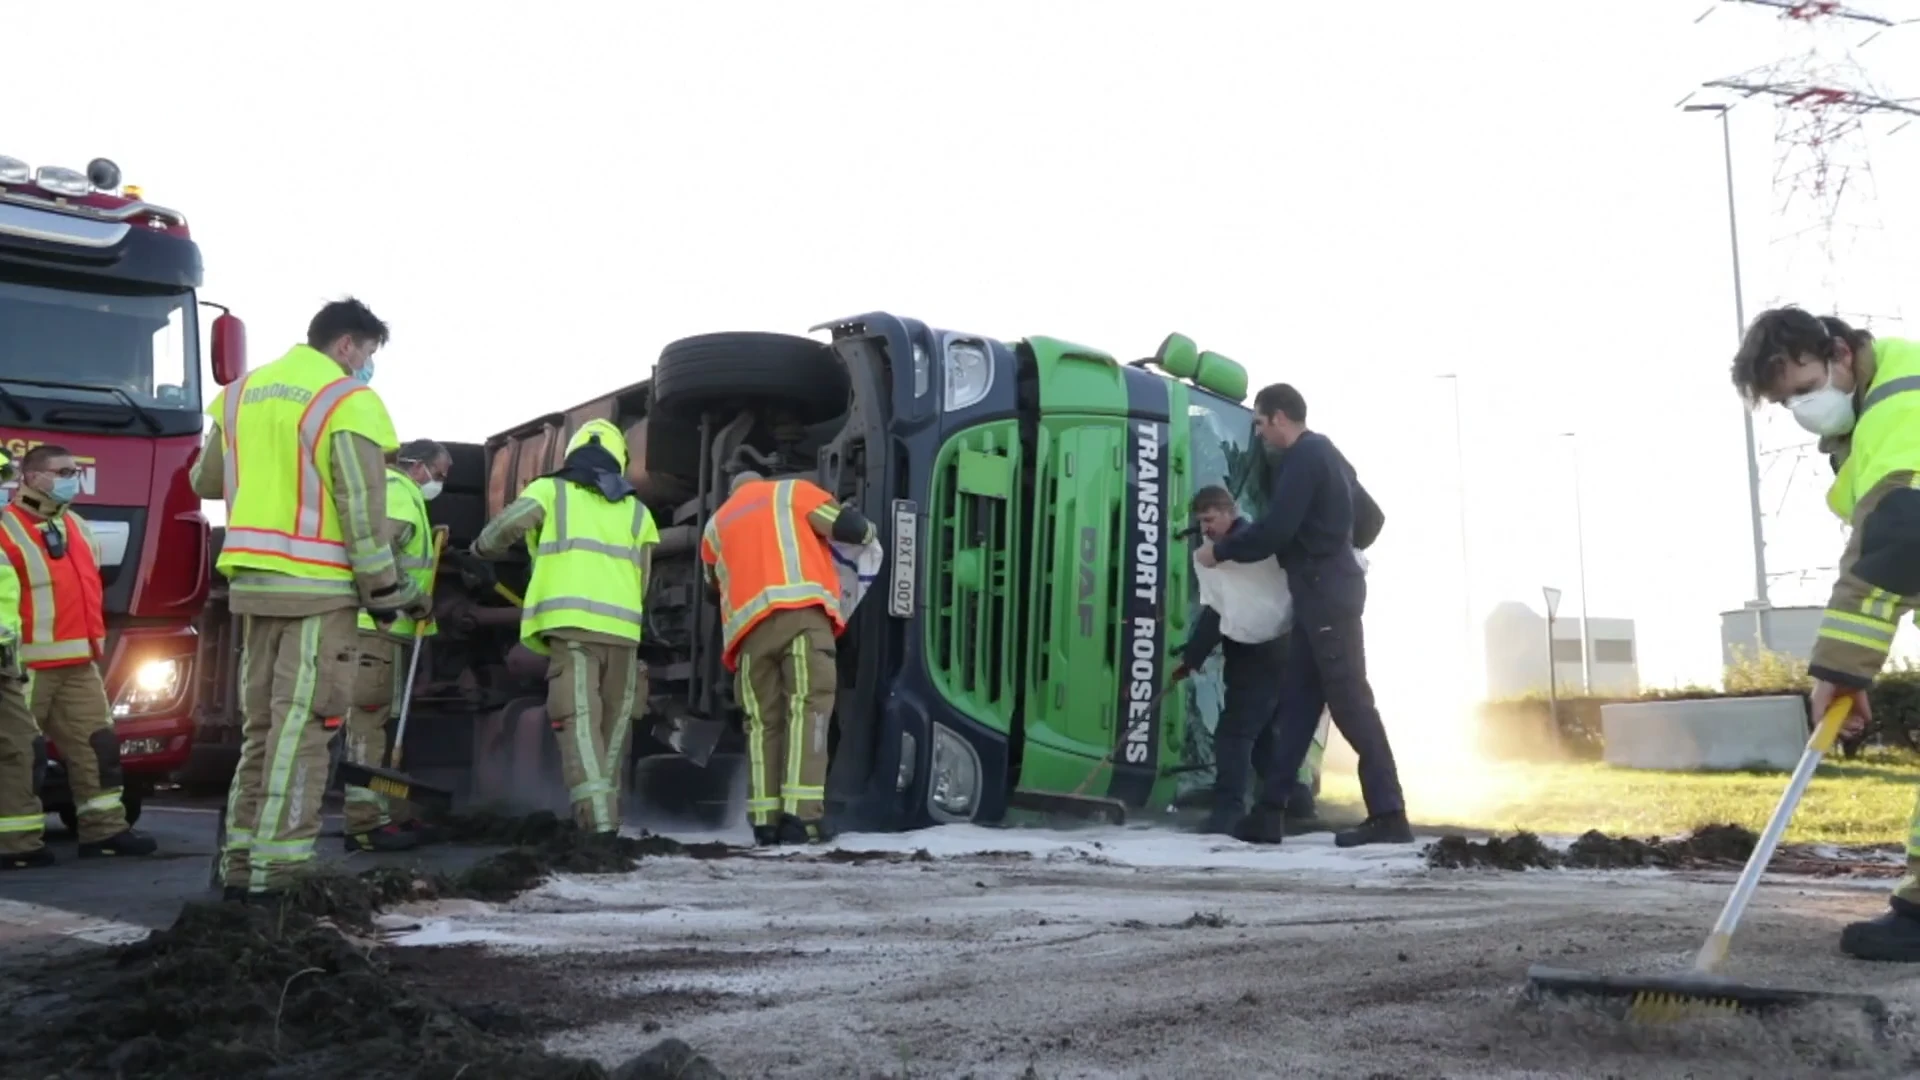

{"left": 1543, "top": 586, "right": 1563, "bottom": 727}
{"left": 1437, "top": 374, "right": 1472, "bottom": 666}
{"left": 1684, "top": 100, "right": 1770, "bottom": 649}
{"left": 1559, "top": 432, "right": 1593, "bottom": 694}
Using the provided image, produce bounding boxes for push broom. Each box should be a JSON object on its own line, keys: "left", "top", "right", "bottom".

{"left": 334, "top": 526, "right": 456, "bottom": 815}
{"left": 1525, "top": 697, "right": 1888, "bottom": 1023}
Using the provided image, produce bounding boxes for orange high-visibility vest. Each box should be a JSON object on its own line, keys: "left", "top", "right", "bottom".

{"left": 0, "top": 503, "right": 107, "bottom": 669}
{"left": 700, "top": 478, "right": 843, "bottom": 671}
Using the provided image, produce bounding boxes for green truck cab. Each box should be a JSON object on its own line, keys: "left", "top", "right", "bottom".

{"left": 390, "top": 314, "right": 1286, "bottom": 833}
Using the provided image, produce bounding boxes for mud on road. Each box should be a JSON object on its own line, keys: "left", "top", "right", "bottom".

{"left": 8, "top": 816, "right": 1920, "bottom": 1079}
{"left": 384, "top": 827, "right": 1920, "bottom": 1079}
{"left": 0, "top": 811, "right": 727, "bottom": 1080}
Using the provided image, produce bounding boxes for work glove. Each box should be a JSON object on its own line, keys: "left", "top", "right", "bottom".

{"left": 400, "top": 584, "right": 435, "bottom": 623}
{"left": 454, "top": 551, "right": 498, "bottom": 593}
{"left": 0, "top": 638, "right": 20, "bottom": 681}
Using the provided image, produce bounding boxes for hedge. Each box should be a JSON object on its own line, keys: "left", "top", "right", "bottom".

{"left": 1475, "top": 648, "right": 1920, "bottom": 763}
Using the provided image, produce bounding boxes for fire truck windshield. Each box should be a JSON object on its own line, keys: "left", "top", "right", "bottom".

{"left": 0, "top": 279, "right": 199, "bottom": 412}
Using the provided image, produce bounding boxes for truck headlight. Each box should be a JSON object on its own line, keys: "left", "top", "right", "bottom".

{"left": 927, "top": 723, "right": 981, "bottom": 821}
{"left": 898, "top": 730, "right": 917, "bottom": 792}
{"left": 114, "top": 657, "right": 188, "bottom": 719}
{"left": 942, "top": 339, "right": 993, "bottom": 413}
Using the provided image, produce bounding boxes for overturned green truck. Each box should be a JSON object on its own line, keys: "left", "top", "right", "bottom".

{"left": 191, "top": 313, "right": 1320, "bottom": 831}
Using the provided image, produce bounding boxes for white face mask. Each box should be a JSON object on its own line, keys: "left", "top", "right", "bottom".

{"left": 1785, "top": 373, "right": 1856, "bottom": 437}
{"left": 419, "top": 479, "right": 443, "bottom": 502}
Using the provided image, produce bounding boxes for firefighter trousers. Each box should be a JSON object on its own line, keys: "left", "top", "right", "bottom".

{"left": 544, "top": 636, "right": 643, "bottom": 835}
{"left": 31, "top": 664, "right": 129, "bottom": 843}
{"left": 736, "top": 606, "right": 836, "bottom": 827}
{"left": 0, "top": 673, "right": 46, "bottom": 855}
{"left": 222, "top": 609, "right": 359, "bottom": 892}
{"left": 344, "top": 633, "right": 420, "bottom": 835}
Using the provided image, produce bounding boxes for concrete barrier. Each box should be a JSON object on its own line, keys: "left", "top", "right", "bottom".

{"left": 1601, "top": 695, "right": 1808, "bottom": 772}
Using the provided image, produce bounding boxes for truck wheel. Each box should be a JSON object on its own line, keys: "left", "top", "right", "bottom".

{"left": 652, "top": 332, "right": 849, "bottom": 427}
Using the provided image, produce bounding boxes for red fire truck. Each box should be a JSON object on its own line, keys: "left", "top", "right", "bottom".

{"left": 0, "top": 153, "right": 245, "bottom": 828}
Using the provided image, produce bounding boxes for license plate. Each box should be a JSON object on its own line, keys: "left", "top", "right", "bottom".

{"left": 889, "top": 499, "right": 917, "bottom": 619}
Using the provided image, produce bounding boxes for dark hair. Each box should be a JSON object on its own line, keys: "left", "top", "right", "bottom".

{"left": 397, "top": 438, "right": 447, "bottom": 467}
{"left": 1730, "top": 306, "right": 1873, "bottom": 405}
{"left": 1252, "top": 383, "right": 1307, "bottom": 424}
{"left": 1191, "top": 485, "right": 1236, "bottom": 515}
{"left": 307, "top": 297, "right": 390, "bottom": 352}
{"left": 21, "top": 445, "right": 71, "bottom": 473}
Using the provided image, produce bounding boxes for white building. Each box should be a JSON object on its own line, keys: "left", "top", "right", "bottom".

{"left": 1484, "top": 599, "right": 1640, "bottom": 699}
{"left": 1718, "top": 603, "right": 1821, "bottom": 668}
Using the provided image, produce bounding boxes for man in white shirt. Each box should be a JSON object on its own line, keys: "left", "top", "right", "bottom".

{"left": 1174, "top": 486, "right": 1327, "bottom": 835}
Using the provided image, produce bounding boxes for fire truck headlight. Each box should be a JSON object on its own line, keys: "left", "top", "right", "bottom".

{"left": 927, "top": 723, "right": 981, "bottom": 821}
{"left": 33, "top": 166, "right": 92, "bottom": 197}
{"left": 0, "top": 157, "right": 29, "bottom": 184}
{"left": 114, "top": 657, "right": 190, "bottom": 719}
{"left": 942, "top": 340, "right": 993, "bottom": 413}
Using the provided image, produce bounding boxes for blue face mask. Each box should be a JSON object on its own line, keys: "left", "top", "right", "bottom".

{"left": 50, "top": 476, "right": 80, "bottom": 504}
{"left": 354, "top": 360, "right": 376, "bottom": 385}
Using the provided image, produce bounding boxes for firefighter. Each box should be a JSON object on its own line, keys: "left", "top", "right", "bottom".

{"left": 189, "top": 297, "right": 429, "bottom": 900}
{"left": 1197, "top": 383, "right": 1411, "bottom": 848}
{"left": 700, "top": 469, "right": 875, "bottom": 846}
{"left": 0, "top": 445, "right": 156, "bottom": 856}
{"left": 470, "top": 420, "right": 658, "bottom": 837}
{"left": 0, "top": 450, "right": 54, "bottom": 870}
{"left": 1727, "top": 307, "right": 1920, "bottom": 962}
{"left": 343, "top": 438, "right": 451, "bottom": 852}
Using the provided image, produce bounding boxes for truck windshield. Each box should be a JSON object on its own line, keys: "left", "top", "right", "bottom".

{"left": 1187, "top": 392, "right": 1269, "bottom": 516}
{"left": 0, "top": 280, "right": 199, "bottom": 411}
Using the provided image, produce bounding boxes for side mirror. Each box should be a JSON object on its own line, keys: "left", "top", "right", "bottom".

{"left": 1154, "top": 333, "right": 1200, "bottom": 379}
{"left": 211, "top": 312, "right": 248, "bottom": 386}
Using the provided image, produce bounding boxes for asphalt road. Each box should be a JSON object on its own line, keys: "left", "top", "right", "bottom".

{"left": 0, "top": 793, "right": 503, "bottom": 966}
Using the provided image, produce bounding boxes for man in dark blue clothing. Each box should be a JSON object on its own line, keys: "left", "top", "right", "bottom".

{"left": 1195, "top": 383, "right": 1411, "bottom": 848}
{"left": 1174, "top": 485, "right": 1323, "bottom": 836}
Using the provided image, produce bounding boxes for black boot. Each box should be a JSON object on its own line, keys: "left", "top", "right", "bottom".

{"left": 1840, "top": 897, "right": 1920, "bottom": 962}
{"left": 776, "top": 813, "right": 833, "bottom": 845}
{"left": 1200, "top": 802, "right": 1241, "bottom": 836}
{"left": 1334, "top": 811, "right": 1414, "bottom": 848}
{"left": 0, "top": 847, "right": 55, "bottom": 870}
{"left": 78, "top": 829, "right": 158, "bottom": 858}
{"left": 753, "top": 823, "right": 782, "bottom": 847}
{"left": 1232, "top": 802, "right": 1289, "bottom": 845}
{"left": 1278, "top": 783, "right": 1327, "bottom": 835}
{"left": 345, "top": 823, "right": 421, "bottom": 853}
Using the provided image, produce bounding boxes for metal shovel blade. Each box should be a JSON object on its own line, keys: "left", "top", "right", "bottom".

{"left": 651, "top": 713, "right": 728, "bottom": 767}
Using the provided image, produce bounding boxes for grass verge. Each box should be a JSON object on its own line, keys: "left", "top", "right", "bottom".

{"left": 1318, "top": 749, "right": 1920, "bottom": 845}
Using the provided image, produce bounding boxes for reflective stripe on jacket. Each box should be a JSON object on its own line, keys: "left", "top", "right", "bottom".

{"left": 519, "top": 477, "right": 659, "bottom": 654}
{"left": 700, "top": 478, "right": 843, "bottom": 671}
{"left": 210, "top": 344, "right": 399, "bottom": 593}
{"left": 357, "top": 467, "right": 439, "bottom": 638}
{"left": 0, "top": 503, "right": 105, "bottom": 668}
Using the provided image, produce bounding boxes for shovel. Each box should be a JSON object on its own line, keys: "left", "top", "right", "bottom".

{"left": 334, "top": 526, "right": 456, "bottom": 815}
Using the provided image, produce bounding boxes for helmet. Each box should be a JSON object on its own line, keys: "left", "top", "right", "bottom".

{"left": 565, "top": 419, "right": 628, "bottom": 472}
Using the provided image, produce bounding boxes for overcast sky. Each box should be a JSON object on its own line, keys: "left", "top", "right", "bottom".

{"left": 13, "top": 0, "right": 1920, "bottom": 707}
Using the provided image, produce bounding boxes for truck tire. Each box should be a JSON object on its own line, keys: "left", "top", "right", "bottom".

{"left": 652, "top": 332, "right": 849, "bottom": 427}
